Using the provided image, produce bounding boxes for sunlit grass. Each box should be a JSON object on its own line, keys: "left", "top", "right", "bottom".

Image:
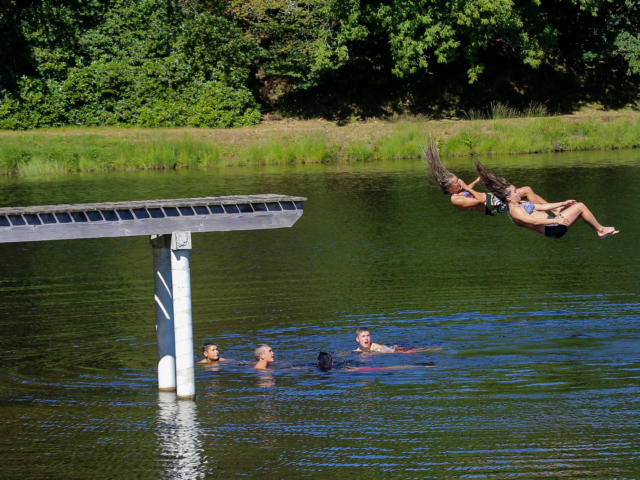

{"left": 1, "top": 109, "right": 639, "bottom": 177}
{"left": 464, "top": 101, "right": 549, "bottom": 120}
{"left": 344, "top": 140, "right": 374, "bottom": 161}
{"left": 288, "top": 135, "right": 334, "bottom": 163}
{"left": 437, "top": 115, "right": 640, "bottom": 156}
{"left": 233, "top": 135, "right": 336, "bottom": 165}
{"left": 375, "top": 124, "right": 424, "bottom": 160}
{"left": 17, "top": 157, "right": 69, "bottom": 176}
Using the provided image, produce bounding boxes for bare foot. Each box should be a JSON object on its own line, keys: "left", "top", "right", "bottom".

{"left": 598, "top": 227, "right": 619, "bottom": 239}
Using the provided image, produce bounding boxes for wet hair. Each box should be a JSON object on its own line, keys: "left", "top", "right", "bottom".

{"left": 202, "top": 342, "right": 216, "bottom": 353}
{"left": 422, "top": 134, "right": 456, "bottom": 194}
{"left": 355, "top": 327, "right": 369, "bottom": 336}
{"left": 317, "top": 352, "right": 333, "bottom": 371}
{"left": 254, "top": 344, "right": 270, "bottom": 360}
{"left": 475, "top": 161, "right": 512, "bottom": 204}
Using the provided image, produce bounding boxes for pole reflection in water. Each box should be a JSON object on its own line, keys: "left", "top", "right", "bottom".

{"left": 157, "top": 392, "right": 206, "bottom": 480}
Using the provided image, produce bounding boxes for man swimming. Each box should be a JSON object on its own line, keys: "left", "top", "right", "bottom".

{"left": 352, "top": 327, "right": 442, "bottom": 354}
{"left": 353, "top": 327, "right": 396, "bottom": 353}
{"left": 254, "top": 344, "right": 275, "bottom": 369}
{"left": 198, "top": 342, "right": 228, "bottom": 365}
{"left": 317, "top": 351, "right": 333, "bottom": 371}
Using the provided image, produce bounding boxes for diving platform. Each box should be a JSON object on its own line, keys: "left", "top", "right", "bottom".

{"left": 0, "top": 194, "right": 305, "bottom": 243}
{"left": 0, "top": 193, "right": 306, "bottom": 401}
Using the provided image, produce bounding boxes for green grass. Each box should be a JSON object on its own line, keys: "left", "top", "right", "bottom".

{"left": 233, "top": 135, "right": 336, "bottom": 165}
{"left": 438, "top": 116, "right": 640, "bottom": 156}
{"left": 463, "top": 101, "right": 548, "bottom": 121}
{"left": 1, "top": 110, "right": 639, "bottom": 177}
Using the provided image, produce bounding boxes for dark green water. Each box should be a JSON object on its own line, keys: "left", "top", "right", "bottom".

{"left": 0, "top": 150, "right": 639, "bottom": 479}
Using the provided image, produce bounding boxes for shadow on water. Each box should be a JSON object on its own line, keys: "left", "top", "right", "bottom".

{"left": 0, "top": 149, "right": 639, "bottom": 478}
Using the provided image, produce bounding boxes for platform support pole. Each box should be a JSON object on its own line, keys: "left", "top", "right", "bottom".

{"left": 151, "top": 234, "right": 176, "bottom": 392}
{"left": 171, "top": 231, "right": 195, "bottom": 400}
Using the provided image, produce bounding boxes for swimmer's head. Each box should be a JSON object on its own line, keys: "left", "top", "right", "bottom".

{"left": 355, "top": 327, "right": 371, "bottom": 350}
{"left": 202, "top": 342, "right": 220, "bottom": 361}
{"left": 254, "top": 344, "right": 274, "bottom": 363}
{"left": 444, "top": 176, "right": 463, "bottom": 195}
{"left": 317, "top": 352, "right": 333, "bottom": 371}
{"left": 505, "top": 184, "right": 521, "bottom": 203}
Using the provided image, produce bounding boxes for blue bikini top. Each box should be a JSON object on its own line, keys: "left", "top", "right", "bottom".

{"left": 520, "top": 201, "right": 535, "bottom": 214}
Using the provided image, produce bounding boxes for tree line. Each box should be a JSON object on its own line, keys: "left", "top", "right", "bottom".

{"left": 1, "top": 0, "right": 638, "bottom": 129}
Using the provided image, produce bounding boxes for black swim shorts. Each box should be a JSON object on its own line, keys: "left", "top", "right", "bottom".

{"left": 544, "top": 223, "right": 568, "bottom": 238}
{"left": 485, "top": 193, "right": 508, "bottom": 216}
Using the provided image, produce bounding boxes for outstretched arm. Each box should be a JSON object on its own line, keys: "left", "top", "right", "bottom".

{"left": 370, "top": 343, "right": 396, "bottom": 353}
{"left": 467, "top": 176, "right": 482, "bottom": 190}
{"left": 450, "top": 195, "right": 484, "bottom": 209}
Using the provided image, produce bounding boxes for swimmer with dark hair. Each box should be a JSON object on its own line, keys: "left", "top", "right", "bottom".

{"left": 199, "top": 342, "right": 229, "bottom": 365}
{"left": 317, "top": 351, "right": 333, "bottom": 371}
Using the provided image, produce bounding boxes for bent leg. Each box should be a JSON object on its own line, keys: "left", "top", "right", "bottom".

{"left": 517, "top": 185, "right": 560, "bottom": 214}
{"left": 556, "top": 202, "right": 618, "bottom": 238}
{"left": 517, "top": 186, "right": 548, "bottom": 204}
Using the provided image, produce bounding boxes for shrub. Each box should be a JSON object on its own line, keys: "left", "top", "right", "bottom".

{"left": 0, "top": 64, "right": 261, "bottom": 129}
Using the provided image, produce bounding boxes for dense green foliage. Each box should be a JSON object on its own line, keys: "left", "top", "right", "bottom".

{"left": 0, "top": 0, "right": 639, "bottom": 129}
{"left": 0, "top": 0, "right": 261, "bottom": 128}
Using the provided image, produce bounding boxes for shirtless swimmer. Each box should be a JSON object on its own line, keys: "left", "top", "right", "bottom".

{"left": 353, "top": 327, "right": 396, "bottom": 353}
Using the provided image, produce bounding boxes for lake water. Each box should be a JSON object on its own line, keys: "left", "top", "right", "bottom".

{"left": 0, "top": 150, "right": 639, "bottom": 479}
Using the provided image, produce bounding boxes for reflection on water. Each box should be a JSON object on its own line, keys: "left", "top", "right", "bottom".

{"left": 255, "top": 371, "right": 276, "bottom": 389}
{"left": 0, "top": 151, "right": 639, "bottom": 478}
{"left": 157, "top": 392, "right": 205, "bottom": 480}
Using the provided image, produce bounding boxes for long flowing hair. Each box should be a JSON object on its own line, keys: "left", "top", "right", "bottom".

{"left": 421, "top": 134, "right": 455, "bottom": 194}
{"left": 475, "top": 162, "right": 512, "bottom": 204}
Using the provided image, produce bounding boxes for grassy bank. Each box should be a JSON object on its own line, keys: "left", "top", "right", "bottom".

{"left": 1, "top": 109, "right": 639, "bottom": 176}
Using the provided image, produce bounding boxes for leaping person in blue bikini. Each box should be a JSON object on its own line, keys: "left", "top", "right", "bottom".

{"left": 422, "top": 134, "right": 552, "bottom": 216}
{"left": 476, "top": 162, "right": 619, "bottom": 239}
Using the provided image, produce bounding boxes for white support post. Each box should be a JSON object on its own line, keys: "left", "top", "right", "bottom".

{"left": 171, "top": 231, "right": 195, "bottom": 400}
{"left": 151, "top": 234, "right": 176, "bottom": 392}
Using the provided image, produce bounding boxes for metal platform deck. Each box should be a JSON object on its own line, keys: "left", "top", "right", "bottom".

{"left": 0, "top": 194, "right": 306, "bottom": 243}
